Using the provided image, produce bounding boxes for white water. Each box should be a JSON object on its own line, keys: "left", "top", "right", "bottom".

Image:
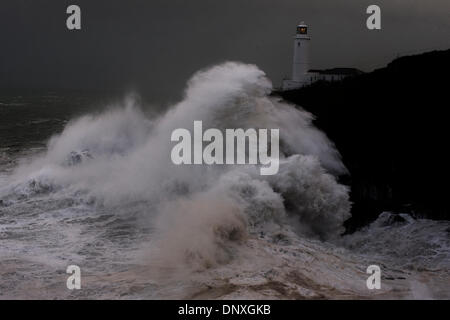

{"left": 0, "top": 62, "right": 448, "bottom": 299}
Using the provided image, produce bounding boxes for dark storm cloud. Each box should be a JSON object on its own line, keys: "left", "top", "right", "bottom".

{"left": 1, "top": 0, "right": 449, "bottom": 103}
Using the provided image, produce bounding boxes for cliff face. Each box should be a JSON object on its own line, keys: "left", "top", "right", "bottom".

{"left": 277, "top": 49, "right": 450, "bottom": 232}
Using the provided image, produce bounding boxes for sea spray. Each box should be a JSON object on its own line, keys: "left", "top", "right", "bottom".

{"left": 2, "top": 62, "right": 351, "bottom": 271}
{"left": 0, "top": 62, "right": 449, "bottom": 299}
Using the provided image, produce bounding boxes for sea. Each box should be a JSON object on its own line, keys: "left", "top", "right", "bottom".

{"left": 0, "top": 62, "right": 449, "bottom": 299}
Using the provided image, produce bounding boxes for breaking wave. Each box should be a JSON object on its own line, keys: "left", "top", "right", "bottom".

{"left": 1, "top": 62, "right": 448, "bottom": 299}
{"left": 2, "top": 62, "right": 350, "bottom": 264}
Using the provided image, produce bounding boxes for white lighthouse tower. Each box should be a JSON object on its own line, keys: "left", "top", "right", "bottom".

{"left": 282, "top": 22, "right": 311, "bottom": 90}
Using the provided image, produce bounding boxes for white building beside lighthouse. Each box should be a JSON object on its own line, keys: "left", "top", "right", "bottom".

{"left": 282, "top": 22, "right": 363, "bottom": 91}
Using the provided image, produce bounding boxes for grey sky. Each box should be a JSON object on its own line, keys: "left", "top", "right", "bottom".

{"left": 1, "top": 0, "right": 449, "bottom": 103}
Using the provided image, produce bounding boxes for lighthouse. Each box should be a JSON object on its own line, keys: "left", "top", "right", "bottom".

{"left": 292, "top": 22, "right": 310, "bottom": 82}
{"left": 282, "top": 22, "right": 311, "bottom": 90}
{"left": 281, "top": 22, "right": 364, "bottom": 90}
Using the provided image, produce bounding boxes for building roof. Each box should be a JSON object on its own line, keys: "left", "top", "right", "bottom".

{"left": 308, "top": 68, "right": 364, "bottom": 76}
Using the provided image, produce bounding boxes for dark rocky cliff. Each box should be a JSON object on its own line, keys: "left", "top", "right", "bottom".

{"left": 276, "top": 49, "right": 450, "bottom": 232}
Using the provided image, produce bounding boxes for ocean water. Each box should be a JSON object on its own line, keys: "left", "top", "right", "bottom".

{"left": 0, "top": 63, "right": 449, "bottom": 299}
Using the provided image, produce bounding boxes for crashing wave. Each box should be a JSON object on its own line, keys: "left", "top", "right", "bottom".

{"left": 0, "top": 62, "right": 449, "bottom": 299}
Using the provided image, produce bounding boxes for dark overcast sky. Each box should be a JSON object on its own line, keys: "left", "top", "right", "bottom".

{"left": 1, "top": 0, "right": 449, "bottom": 102}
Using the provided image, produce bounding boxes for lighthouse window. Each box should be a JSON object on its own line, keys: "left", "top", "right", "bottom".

{"left": 297, "top": 26, "right": 307, "bottom": 34}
